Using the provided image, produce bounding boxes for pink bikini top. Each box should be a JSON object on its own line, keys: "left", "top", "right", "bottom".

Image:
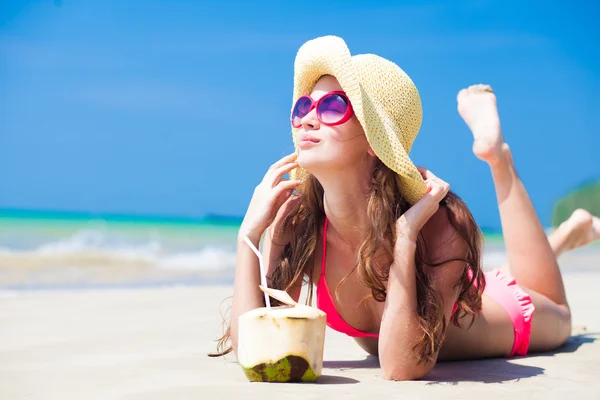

{"left": 316, "top": 217, "right": 458, "bottom": 338}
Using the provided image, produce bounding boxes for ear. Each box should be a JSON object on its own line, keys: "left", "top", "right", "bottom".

{"left": 367, "top": 146, "right": 376, "bottom": 157}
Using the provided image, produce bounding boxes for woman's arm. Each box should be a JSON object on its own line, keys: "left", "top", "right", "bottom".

{"left": 378, "top": 167, "right": 460, "bottom": 380}
{"left": 378, "top": 234, "right": 464, "bottom": 380}
{"left": 378, "top": 236, "right": 420, "bottom": 380}
{"left": 229, "top": 202, "right": 304, "bottom": 353}
{"left": 229, "top": 153, "right": 302, "bottom": 354}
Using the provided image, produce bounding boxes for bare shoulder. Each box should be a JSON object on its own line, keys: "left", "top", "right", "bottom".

{"left": 422, "top": 206, "right": 468, "bottom": 260}
{"left": 421, "top": 206, "right": 468, "bottom": 286}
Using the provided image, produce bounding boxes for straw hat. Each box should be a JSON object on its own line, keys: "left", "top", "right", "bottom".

{"left": 289, "top": 35, "right": 426, "bottom": 204}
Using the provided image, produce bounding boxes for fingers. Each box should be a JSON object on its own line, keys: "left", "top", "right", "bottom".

{"left": 272, "top": 187, "right": 297, "bottom": 217}
{"left": 416, "top": 166, "right": 449, "bottom": 199}
{"left": 268, "top": 152, "right": 297, "bottom": 170}
{"left": 275, "top": 185, "right": 301, "bottom": 209}
{"left": 275, "top": 179, "right": 303, "bottom": 194}
{"left": 265, "top": 153, "right": 300, "bottom": 186}
{"left": 416, "top": 166, "right": 437, "bottom": 181}
{"left": 411, "top": 176, "right": 449, "bottom": 219}
{"left": 424, "top": 172, "right": 450, "bottom": 199}
{"left": 427, "top": 180, "right": 450, "bottom": 201}
{"left": 267, "top": 161, "right": 300, "bottom": 187}
{"left": 397, "top": 177, "right": 450, "bottom": 242}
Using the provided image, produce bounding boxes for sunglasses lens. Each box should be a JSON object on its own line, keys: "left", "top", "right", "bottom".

{"left": 317, "top": 94, "right": 349, "bottom": 124}
{"left": 292, "top": 96, "right": 313, "bottom": 126}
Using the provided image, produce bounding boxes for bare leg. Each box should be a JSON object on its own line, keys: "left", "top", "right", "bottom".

{"left": 457, "top": 84, "right": 568, "bottom": 306}
{"left": 498, "top": 208, "right": 600, "bottom": 278}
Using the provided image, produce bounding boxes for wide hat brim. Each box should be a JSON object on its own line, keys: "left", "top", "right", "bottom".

{"left": 289, "top": 36, "right": 427, "bottom": 205}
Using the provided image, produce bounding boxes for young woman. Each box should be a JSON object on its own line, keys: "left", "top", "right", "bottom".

{"left": 213, "top": 36, "right": 600, "bottom": 380}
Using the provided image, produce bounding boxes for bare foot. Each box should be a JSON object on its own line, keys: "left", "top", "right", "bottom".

{"left": 557, "top": 209, "right": 600, "bottom": 253}
{"left": 457, "top": 84, "right": 505, "bottom": 164}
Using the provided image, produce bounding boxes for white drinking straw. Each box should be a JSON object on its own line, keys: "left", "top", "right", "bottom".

{"left": 243, "top": 235, "right": 271, "bottom": 309}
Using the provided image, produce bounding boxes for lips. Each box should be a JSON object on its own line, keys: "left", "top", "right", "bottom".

{"left": 299, "top": 134, "right": 320, "bottom": 143}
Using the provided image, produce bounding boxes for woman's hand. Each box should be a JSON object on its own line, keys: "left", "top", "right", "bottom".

{"left": 396, "top": 167, "right": 450, "bottom": 243}
{"left": 240, "top": 153, "right": 303, "bottom": 243}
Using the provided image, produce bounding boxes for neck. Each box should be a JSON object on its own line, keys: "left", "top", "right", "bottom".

{"left": 316, "top": 159, "right": 376, "bottom": 249}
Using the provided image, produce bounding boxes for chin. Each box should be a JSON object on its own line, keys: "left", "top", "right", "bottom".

{"left": 297, "top": 151, "right": 328, "bottom": 175}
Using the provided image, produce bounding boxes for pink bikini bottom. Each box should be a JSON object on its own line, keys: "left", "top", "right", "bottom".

{"left": 483, "top": 268, "right": 535, "bottom": 356}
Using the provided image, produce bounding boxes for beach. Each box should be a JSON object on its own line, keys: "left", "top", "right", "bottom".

{"left": 1, "top": 248, "right": 599, "bottom": 400}
{"left": 3, "top": 1, "right": 599, "bottom": 398}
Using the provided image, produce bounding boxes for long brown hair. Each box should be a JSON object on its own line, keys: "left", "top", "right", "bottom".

{"left": 212, "top": 159, "right": 485, "bottom": 364}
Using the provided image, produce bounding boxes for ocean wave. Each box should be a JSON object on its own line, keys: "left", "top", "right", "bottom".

{"left": 0, "top": 229, "right": 237, "bottom": 270}
{"left": 157, "top": 249, "right": 237, "bottom": 270}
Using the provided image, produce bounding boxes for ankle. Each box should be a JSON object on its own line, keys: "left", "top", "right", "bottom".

{"left": 488, "top": 157, "right": 512, "bottom": 178}
{"left": 549, "top": 225, "right": 569, "bottom": 256}
{"left": 488, "top": 144, "right": 514, "bottom": 172}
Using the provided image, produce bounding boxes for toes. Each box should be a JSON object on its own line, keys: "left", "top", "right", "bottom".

{"left": 457, "top": 84, "right": 495, "bottom": 100}
{"left": 457, "top": 88, "right": 468, "bottom": 102}
{"left": 467, "top": 84, "right": 494, "bottom": 93}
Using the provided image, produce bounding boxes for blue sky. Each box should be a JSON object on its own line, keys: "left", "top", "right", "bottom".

{"left": 1, "top": 0, "right": 598, "bottom": 229}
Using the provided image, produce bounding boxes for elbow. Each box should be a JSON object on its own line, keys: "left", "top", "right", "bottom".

{"left": 382, "top": 368, "right": 426, "bottom": 381}
{"left": 378, "top": 341, "right": 436, "bottom": 381}
{"left": 380, "top": 359, "right": 430, "bottom": 381}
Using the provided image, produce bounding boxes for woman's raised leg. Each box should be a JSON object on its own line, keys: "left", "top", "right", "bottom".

{"left": 457, "top": 84, "right": 568, "bottom": 307}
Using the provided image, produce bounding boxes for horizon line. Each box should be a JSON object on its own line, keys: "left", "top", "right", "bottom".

{"left": 0, "top": 206, "right": 506, "bottom": 234}
{"left": 0, "top": 207, "right": 242, "bottom": 225}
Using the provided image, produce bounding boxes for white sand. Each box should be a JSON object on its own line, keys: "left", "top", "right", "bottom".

{"left": 1, "top": 271, "right": 599, "bottom": 399}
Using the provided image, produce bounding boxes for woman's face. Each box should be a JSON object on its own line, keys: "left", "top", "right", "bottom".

{"left": 293, "top": 75, "right": 374, "bottom": 176}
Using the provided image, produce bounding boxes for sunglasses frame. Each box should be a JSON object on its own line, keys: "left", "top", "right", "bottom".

{"left": 291, "top": 91, "right": 354, "bottom": 128}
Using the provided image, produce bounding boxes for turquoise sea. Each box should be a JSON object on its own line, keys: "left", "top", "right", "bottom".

{"left": 0, "top": 208, "right": 511, "bottom": 291}
{"left": 0, "top": 209, "right": 242, "bottom": 290}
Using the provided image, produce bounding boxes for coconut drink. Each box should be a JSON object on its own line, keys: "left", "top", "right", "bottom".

{"left": 238, "top": 235, "right": 327, "bottom": 382}
{"left": 237, "top": 286, "right": 327, "bottom": 382}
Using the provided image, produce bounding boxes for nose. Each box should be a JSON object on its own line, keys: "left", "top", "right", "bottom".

{"left": 300, "top": 106, "right": 320, "bottom": 131}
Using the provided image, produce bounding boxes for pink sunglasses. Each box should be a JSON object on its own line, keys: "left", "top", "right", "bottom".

{"left": 291, "top": 91, "right": 354, "bottom": 128}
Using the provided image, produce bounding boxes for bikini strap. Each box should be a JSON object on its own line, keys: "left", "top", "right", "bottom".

{"left": 321, "top": 217, "right": 329, "bottom": 277}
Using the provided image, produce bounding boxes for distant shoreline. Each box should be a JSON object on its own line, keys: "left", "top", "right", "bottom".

{"left": 0, "top": 207, "right": 504, "bottom": 237}
{"left": 0, "top": 208, "right": 243, "bottom": 227}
